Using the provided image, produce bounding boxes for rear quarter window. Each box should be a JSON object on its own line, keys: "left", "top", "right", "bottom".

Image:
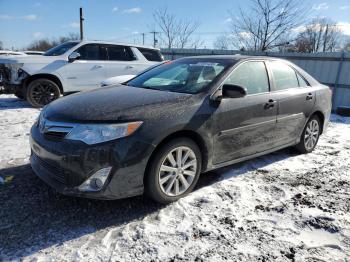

{"left": 137, "top": 48, "right": 163, "bottom": 62}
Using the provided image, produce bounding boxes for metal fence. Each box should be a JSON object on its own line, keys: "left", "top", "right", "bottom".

{"left": 161, "top": 48, "right": 350, "bottom": 111}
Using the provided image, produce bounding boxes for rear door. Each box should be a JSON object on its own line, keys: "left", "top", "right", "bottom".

{"left": 212, "top": 60, "right": 278, "bottom": 164}
{"left": 104, "top": 45, "right": 147, "bottom": 78}
{"left": 64, "top": 43, "right": 108, "bottom": 91}
{"left": 266, "top": 60, "right": 316, "bottom": 146}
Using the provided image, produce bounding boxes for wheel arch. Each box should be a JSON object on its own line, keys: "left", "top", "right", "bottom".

{"left": 310, "top": 110, "right": 325, "bottom": 134}
{"left": 24, "top": 74, "right": 64, "bottom": 93}
{"left": 144, "top": 130, "right": 210, "bottom": 183}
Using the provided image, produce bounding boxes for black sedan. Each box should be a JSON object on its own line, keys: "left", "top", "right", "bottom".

{"left": 30, "top": 56, "right": 332, "bottom": 203}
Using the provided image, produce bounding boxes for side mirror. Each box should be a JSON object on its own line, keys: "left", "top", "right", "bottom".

{"left": 222, "top": 84, "right": 247, "bottom": 99}
{"left": 68, "top": 52, "right": 81, "bottom": 63}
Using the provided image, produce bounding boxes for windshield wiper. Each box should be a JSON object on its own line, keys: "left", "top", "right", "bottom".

{"left": 139, "top": 86, "right": 161, "bottom": 91}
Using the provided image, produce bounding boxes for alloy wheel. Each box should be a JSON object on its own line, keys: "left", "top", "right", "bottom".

{"left": 30, "top": 81, "right": 58, "bottom": 106}
{"left": 304, "top": 119, "right": 320, "bottom": 151}
{"left": 158, "top": 146, "right": 197, "bottom": 197}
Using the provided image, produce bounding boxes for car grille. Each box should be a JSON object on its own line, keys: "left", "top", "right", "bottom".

{"left": 33, "top": 153, "right": 66, "bottom": 185}
{"left": 39, "top": 119, "right": 75, "bottom": 142}
{"left": 44, "top": 131, "right": 70, "bottom": 141}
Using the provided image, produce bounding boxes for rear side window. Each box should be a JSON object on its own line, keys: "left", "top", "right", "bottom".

{"left": 138, "top": 48, "right": 163, "bottom": 62}
{"left": 76, "top": 44, "right": 107, "bottom": 60}
{"left": 269, "top": 61, "right": 299, "bottom": 90}
{"left": 224, "top": 61, "right": 270, "bottom": 95}
{"left": 106, "top": 45, "right": 135, "bottom": 61}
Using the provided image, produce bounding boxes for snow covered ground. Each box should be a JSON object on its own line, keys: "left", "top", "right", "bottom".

{"left": 0, "top": 94, "right": 349, "bottom": 261}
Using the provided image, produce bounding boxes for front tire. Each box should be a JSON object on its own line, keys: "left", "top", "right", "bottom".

{"left": 145, "top": 138, "right": 202, "bottom": 204}
{"left": 296, "top": 115, "right": 321, "bottom": 153}
{"left": 26, "top": 78, "right": 61, "bottom": 108}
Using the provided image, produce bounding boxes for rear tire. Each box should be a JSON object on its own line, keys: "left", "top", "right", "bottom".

{"left": 145, "top": 138, "right": 202, "bottom": 204}
{"left": 26, "top": 78, "right": 61, "bottom": 108}
{"left": 295, "top": 115, "right": 321, "bottom": 154}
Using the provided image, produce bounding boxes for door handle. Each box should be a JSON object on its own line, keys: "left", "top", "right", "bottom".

{"left": 306, "top": 93, "right": 313, "bottom": 100}
{"left": 125, "top": 65, "right": 134, "bottom": 69}
{"left": 92, "top": 65, "right": 103, "bottom": 69}
{"left": 264, "top": 99, "right": 276, "bottom": 109}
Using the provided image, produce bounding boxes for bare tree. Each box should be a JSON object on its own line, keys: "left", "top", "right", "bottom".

{"left": 177, "top": 20, "right": 200, "bottom": 48}
{"left": 295, "top": 18, "right": 343, "bottom": 53}
{"left": 153, "top": 8, "right": 179, "bottom": 48}
{"left": 153, "top": 7, "right": 200, "bottom": 49}
{"left": 230, "top": 0, "right": 308, "bottom": 51}
{"left": 26, "top": 33, "right": 79, "bottom": 51}
{"left": 214, "top": 35, "right": 232, "bottom": 50}
{"left": 0, "top": 40, "right": 3, "bottom": 50}
{"left": 343, "top": 41, "right": 350, "bottom": 51}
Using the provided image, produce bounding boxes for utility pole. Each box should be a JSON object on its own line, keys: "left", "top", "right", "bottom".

{"left": 141, "top": 33, "right": 145, "bottom": 45}
{"left": 79, "top": 7, "right": 84, "bottom": 40}
{"left": 150, "top": 31, "right": 160, "bottom": 47}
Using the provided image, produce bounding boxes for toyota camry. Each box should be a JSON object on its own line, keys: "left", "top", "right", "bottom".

{"left": 30, "top": 56, "right": 332, "bottom": 203}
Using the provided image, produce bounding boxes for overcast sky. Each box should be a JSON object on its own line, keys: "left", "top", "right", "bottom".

{"left": 1, "top": 0, "right": 350, "bottom": 50}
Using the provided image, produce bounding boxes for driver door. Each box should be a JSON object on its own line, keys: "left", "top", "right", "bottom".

{"left": 212, "top": 61, "right": 278, "bottom": 164}
{"left": 63, "top": 44, "right": 107, "bottom": 92}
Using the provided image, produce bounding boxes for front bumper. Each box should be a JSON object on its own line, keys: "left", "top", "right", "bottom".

{"left": 0, "top": 64, "right": 27, "bottom": 94}
{"left": 0, "top": 82, "right": 22, "bottom": 94}
{"left": 30, "top": 124, "right": 155, "bottom": 200}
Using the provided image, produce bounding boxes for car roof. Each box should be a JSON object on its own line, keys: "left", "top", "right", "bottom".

{"left": 180, "top": 55, "right": 284, "bottom": 61}
{"left": 178, "top": 55, "right": 320, "bottom": 85}
{"left": 69, "top": 40, "right": 160, "bottom": 51}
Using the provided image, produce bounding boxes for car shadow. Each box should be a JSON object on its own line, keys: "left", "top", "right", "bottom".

{"left": 197, "top": 147, "right": 298, "bottom": 189}
{"left": 0, "top": 96, "right": 33, "bottom": 110}
{"left": 0, "top": 147, "right": 296, "bottom": 260}
{"left": 0, "top": 164, "right": 163, "bottom": 259}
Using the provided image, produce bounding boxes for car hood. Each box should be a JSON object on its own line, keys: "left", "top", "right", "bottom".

{"left": 44, "top": 85, "right": 199, "bottom": 122}
{"left": 101, "top": 75, "right": 136, "bottom": 86}
{"left": 0, "top": 55, "right": 63, "bottom": 65}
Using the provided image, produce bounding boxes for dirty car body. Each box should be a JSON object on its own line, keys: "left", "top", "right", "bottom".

{"left": 29, "top": 56, "right": 332, "bottom": 201}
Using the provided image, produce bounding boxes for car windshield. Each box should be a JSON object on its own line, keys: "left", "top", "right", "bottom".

{"left": 43, "top": 41, "right": 80, "bottom": 56}
{"left": 126, "top": 59, "right": 235, "bottom": 94}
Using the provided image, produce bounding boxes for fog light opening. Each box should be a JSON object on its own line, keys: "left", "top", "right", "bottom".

{"left": 78, "top": 167, "right": 112, "bottom": 192}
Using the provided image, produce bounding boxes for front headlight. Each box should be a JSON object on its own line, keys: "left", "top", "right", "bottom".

{"left": 66, "top": 121, "right": 143, "bottom": 145}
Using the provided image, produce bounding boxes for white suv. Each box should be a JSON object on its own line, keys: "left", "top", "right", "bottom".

{"left": 0, "top": 41, "right": 163, "bottom": 107}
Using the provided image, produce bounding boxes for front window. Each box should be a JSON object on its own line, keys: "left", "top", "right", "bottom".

{"left": 224, "top": 61, "right": 270, "bottom": 95}
{"left": 43, "top": 41, "right": 79, "bottom": 56}
{"left": 75, "top": 44, "right": 107, "bottom": 60}
{"left": 126, "top": 59, "right": 235, "bottom": 94}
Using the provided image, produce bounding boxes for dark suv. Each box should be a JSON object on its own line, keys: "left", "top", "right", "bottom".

{"left": 30, "top": 56, "right": 332, "bottom": 203}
